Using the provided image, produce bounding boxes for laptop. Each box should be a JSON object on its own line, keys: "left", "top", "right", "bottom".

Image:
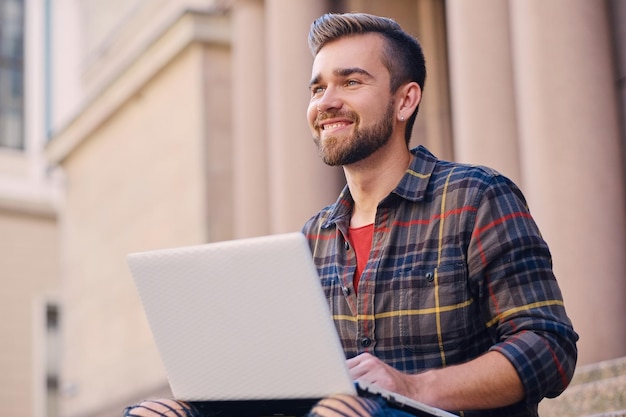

{"left": 127, "top": 232, "right": 457, "bottom": 417}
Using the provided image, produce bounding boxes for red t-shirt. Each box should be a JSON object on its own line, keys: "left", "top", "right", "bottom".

{"left": 347, "top": 223, "right": 374, "bottom": 292}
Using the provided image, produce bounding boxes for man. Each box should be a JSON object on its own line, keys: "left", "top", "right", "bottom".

{"left": 302, "top": 12, "right": 577, "bottom": 417}
{"left": 123, "top": 12, "right": 577, "bottom": 417}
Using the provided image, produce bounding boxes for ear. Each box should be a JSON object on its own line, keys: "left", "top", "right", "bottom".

{"left": 395, "top": 82, "right": 421, "bottom": 122}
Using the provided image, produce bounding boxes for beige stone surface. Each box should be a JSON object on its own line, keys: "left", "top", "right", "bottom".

{"left": 0, "top": 208, "right": 59, "bottom": 417}
{"left": 539, "top": 357, "right": 626, "bottom": 417}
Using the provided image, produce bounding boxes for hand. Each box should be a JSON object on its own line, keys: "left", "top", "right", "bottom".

{"left": 347, "top": 351, "right": 525, "bottom": 411}
{"left": 347, "top": 353, "right": 417, "bottom": 399}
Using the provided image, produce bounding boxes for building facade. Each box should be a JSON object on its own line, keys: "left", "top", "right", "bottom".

{"left": 0, "top": 0, "right": 62, "bottom": 416}
{"left": 1, "top": 1, "right": 625, "bottom": 416}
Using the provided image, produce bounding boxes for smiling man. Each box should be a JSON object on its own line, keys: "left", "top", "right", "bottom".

{"left": 301, "top": 12, "right": 578, "bottom": 417}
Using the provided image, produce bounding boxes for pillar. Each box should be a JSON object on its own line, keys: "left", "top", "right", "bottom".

{"left": 446, "top": 0, "right": 521, "bottom": 185}
{"left": 232, "top": 0, "right": 270, "bottom": 238}
{"left": 265, "top": 0, "right": 342, "bottom": 233}
{"left": 510, "top": 0, "right": 626, "bottom": 364}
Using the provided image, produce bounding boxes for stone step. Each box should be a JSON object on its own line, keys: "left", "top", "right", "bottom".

{"left": 539, "top": 356, "right": 626, "bottom": 417}
{"left": 584, "top": 411, "right": 626, "bottom": 417}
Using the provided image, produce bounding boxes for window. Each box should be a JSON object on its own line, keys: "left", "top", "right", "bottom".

{"left": 0, "top": 0, "right": 24, "bottom": 150}
{"left": 45, "top": 303, "right": 60, "bottom": 417}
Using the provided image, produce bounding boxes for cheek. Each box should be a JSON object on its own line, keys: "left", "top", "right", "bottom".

{"left": 306, "top": 104, "right": 318, "bottom": 127}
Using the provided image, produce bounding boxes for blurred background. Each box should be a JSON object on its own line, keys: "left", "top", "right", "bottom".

{"left": 1, "top": 0, "right": 625, "bottom": 416}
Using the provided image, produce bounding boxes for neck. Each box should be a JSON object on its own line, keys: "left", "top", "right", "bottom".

{"left": 344, "top": 140, "right": 412, "bottom": 228}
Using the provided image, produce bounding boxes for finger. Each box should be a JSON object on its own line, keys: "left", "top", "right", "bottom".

{"left": 347, "top": 352, "right": 373, "bottom": 370}
{"left": 349, "top": 365, "right": 367, "bottom": 381}
{"left": 347, "top": 352, "right": 372, "bottom": 364}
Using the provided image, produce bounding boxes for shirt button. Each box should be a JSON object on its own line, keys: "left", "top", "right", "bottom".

{"left": 344, "top": 241, "right": 350, "bottom": 250}
{"left": 342, "top": 286, "right": 351, "bottom": 296}
{"left": 425, "top": 272, "right": 434, "bottom": 282}
{"left": 360, "top": 337, "right": 372, "bottom": 347}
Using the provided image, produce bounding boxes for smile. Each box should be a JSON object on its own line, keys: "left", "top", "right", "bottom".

{"left": 323, "top": 122, "right": 351, "bottom": 130}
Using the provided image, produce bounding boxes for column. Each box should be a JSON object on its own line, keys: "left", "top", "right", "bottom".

{"left": 446, "top": 0, "right": 521, "bottom": 185}
{"left": 265, "top": 0, "right": 342, "bottom": 233}
{"left": 608, "top": 0, "right": 626, "bottom": 198}
{"left": 232, "top": 0, "right": 270, "bottom": 238}
{"left": 414, "top": 0, "right": 454, "bottom": 161}
{"left": 510, "top": 0, "right": 626, "bottom": 364}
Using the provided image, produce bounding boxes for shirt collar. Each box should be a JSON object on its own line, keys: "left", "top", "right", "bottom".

{"left": 392, "top": 145, "right": 438, "bottom": 202}
{"left": 322, "top": 145, "right": 438, "bottom": 228}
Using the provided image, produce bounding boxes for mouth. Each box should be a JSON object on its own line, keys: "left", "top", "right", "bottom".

{"left": 317, "top": 118, "right": 354, "bottom": 135}
{"left": 323, "top": 121, "right": 351, "bottom": 131}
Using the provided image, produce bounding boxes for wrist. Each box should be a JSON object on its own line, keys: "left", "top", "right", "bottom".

{"left": 407, "top": 369, "right": 441, "bottom": 407}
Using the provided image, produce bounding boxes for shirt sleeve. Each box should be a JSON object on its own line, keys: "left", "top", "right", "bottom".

{"left": 467, "top": 174, "right": 579, "bottom": 403}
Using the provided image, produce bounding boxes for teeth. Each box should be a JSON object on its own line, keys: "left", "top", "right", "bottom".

{"left": 323, "top": 122, "right": 349, "bottom": 130}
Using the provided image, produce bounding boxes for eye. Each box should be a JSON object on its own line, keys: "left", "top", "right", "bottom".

{"left": 346, "top": 79, "right": 361, "bottom": 87}
{"left": 311, "top": 85, "right": 325, "bottom": 96}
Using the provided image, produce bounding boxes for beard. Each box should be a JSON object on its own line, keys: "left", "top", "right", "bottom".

{"left": 313, "top": 100, "right": 395, "bottom": 166}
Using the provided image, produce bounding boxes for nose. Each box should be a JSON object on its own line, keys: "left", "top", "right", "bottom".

{"left": 316, "top": 86, "right": 343, "bottom": 113}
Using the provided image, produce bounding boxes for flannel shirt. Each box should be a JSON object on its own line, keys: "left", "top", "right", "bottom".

{"left": 302, "top": 146, "right": 578, "bottom": 417}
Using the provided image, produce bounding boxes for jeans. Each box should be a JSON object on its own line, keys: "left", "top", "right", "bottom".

{"left": 305, "top": 395, "right": 425, "bottom": 417}
{"left": 123, "top": 395, "right": 421, "bottom": 417}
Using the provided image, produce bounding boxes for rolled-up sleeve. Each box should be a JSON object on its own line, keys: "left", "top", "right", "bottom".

{"left": 468, "top": 175, "right": 579, "bottom": 403}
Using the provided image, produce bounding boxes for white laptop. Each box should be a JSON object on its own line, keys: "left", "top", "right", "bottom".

{"left": 127, "top": 232, "right": 457, "bottom": 417}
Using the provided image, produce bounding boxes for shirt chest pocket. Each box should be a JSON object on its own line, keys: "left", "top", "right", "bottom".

{"left": 396, "top": 262, "right": 470, "bottom": 355}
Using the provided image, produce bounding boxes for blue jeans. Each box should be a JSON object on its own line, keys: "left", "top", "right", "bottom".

{"left": 305, "top": 395, "right": 420, "bottom": 417}
{"left": 123, "top": 396, "right": 420, "bottom": 417}
{"left": 360, "top": 395, "right": 423, "bottom": 417}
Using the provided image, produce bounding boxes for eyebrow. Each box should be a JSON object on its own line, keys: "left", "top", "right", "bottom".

{"left": 309, "top": 67, "right": 375, "bottom": 87}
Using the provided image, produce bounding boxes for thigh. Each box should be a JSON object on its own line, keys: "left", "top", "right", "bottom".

{"left": 306, "top": 395, "right": 420, "bottom": 417}
{"left": 123, "top": 399, "right": 199, "bottom": 417}
{"left": 123, "top": 400, "right": 248, "bottom": 417}
{"left": 191, "top": 400, "right": 315, "bottom": 417}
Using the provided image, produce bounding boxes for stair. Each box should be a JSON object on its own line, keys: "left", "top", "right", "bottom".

{"left": 538, "top": 356, "right": 626, "bottom": 417}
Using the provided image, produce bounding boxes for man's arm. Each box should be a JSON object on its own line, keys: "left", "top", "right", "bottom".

{"left": 348, "top": 351, "right": 524, "bottom": 410}
{"left": 466, "top": 174, "right": 578, "bottom": 403}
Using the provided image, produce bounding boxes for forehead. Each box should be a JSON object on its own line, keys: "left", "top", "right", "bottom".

{"left": 311, "top": 33, "right": 388, "bottom": 79}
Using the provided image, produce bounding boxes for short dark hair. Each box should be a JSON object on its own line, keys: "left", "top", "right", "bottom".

{"left": 308, "top": 13, "right": 426, "bottom": 144}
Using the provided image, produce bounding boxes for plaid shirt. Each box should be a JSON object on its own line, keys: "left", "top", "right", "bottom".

{"left": 302, "top": 146, "right": 578, "bottom": 417}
